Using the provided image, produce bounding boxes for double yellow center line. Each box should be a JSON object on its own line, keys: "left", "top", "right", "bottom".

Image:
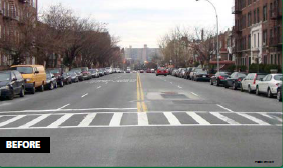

{"left": 137, "top": 73, "right": 148, "bottom": 112}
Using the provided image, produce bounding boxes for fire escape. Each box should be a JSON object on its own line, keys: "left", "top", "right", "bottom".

{"left": 232, "top": 0, "right": 242, "bottom": 64}
{"left": 269, "top": 2, "right": 282, "bottom": 50}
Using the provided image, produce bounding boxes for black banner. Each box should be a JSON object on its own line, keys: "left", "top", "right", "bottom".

{"left": 0, "top": 137, "right": 50, "bottom": 153}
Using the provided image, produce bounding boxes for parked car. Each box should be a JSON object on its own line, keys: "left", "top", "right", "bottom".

{"left": 146, "top": 69, "right": 151, "bottom": 73}
{"left": 11, "top": 65, "right": 46, "bottom": 94}
{"left": 172, "top": 69, "right": 178, "bottom": 76}
{"left": 179, "top": 69, "right": 186, "bottom": 78}
{"left": 98, "top": 69, "right": 105, "bottom": 76}
{"left": 105, "top": 67, "right": 112, "bottom": 74}
{"left": 224, "top": 72, "right": 247, "bottom": 90}
{"left": 62, "top": 73, "right": 72, "bottom": 85}
{"left": 189, "top": 68, "right": 202, "bottom": 80}
{"left": 0, "top": 70, "right": 25, "bottom": 100}
{"left": 184, "top": 67, "right": 193, "bottom": 79}
{"left": 47, "top": 68, "right": 64, "bottom": 87}
{"left": 81, "top": 67, "right": 92, "bottom": 80}
{"left": 116, "top": 68, "right": 121, "bottom": 73}
{"left": 156, "top": 67, "right": 168, "bottom": 76}
{"left": 277, "top": 84, "right": 282, "bottom": 102}
{"left": 192, "top": 69, "right": 210, "bottom": 82}
{"left": 241, "top": 73, "right": 267, "bottom": 93}
{"left": 45, "top": 71, "right": 57, "bottom": 90}
{"left": 256, "top": 74, "right": 282, "bottom": 98}
{"left": 69, "top": 71, "right": 79, "bottom": 83}
{"left": 89, "top": 69, "right": 99, "bottom": 78}
{"left": 139, "top": 70, "right": 144, "bottom": 73}
{"left": 151, "top": 69, "right": 155, "bottom": 73}
{"left": 210, "top": 72, "right": 231, "bottom": 86}
{"left": 126, "top": 68, "right": 131, "bottom": 73}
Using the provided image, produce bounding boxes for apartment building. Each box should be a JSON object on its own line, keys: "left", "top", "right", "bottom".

{"left": 233, "top": 0, "right": 282, "bottom": 70}
{"left": 0, "top": 0, "right": 37, "bottom": 70}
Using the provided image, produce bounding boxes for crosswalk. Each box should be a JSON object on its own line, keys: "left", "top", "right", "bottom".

{"left": 0, "top": 112, "right": 281, "bottom": 130}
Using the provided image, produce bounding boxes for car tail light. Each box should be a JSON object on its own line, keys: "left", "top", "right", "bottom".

{"left": 238, "top": 78, "right": 242, "bottom": 82}
{"left": 219, "top": 76, "right": 225, "bottom": 80}
{"left": 276, "top": 83, "right": 280, "bottom": 86}
{"left": 253, "top": 74, "right": 257, "bottom": 84}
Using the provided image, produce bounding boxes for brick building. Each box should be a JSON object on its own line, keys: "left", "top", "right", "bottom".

{"left": 0, "top": 0, "right": 38, "bottom": 70}
{"left": 233, "top": 0, "right": 282, "bottom": 70}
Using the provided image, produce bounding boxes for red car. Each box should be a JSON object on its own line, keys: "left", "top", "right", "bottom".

{"left": 139, "top": 70, "right": 144, "bottom": 73}
{"left": 156, "top": 67, "right": 168, "bottom": 76}
{"left": 146, "top": 69, "right": 151, "bottom": 73}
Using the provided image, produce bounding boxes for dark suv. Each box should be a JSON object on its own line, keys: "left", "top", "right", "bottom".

{"left": 0, "top": 70, "right": 25, "bottom": 100}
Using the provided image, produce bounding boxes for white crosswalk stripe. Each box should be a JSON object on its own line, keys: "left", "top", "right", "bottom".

{"left": 210, "top": 112, "right": 240, "bottom": 125}
{"left": 0, "top": 112, "right": 281, "bottom": 130}
{"left": 236, "top": 113, "right": 270, "bottom": 125}
{"left": 19, "top": 114, "right": 51, "bottom": 128}
{"left": 186, "top": 112, "right": 210, "bottom": 125}
{"left": 163, "top": 112, "right": 181, "bottom": 125}
{"left": 78, "top": 113, "right": 97, "bottom": 127}
{"left": 109, "top": 113, "right": 123, "bottom": 126}
{"left": 47, "top": 114, "right": 74, "bottom": 128}
{"left": 0, "top": 115, "right": 25, "bottom": 127}
{"left": 138, "top": 113, "right": 149, "bottom": 126}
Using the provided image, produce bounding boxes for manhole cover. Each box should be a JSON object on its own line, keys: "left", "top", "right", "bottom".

{"left": 161, "top": 94, "right": 188, "bottom": 99}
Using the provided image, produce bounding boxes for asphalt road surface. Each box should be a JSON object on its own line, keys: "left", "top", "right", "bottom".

{"left": 0, "top": 73, "right": 282, "bottom": 167}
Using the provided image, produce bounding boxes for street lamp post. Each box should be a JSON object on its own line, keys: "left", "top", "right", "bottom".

{"left": 196, "top": 0, "right": 219, "bottom": 72}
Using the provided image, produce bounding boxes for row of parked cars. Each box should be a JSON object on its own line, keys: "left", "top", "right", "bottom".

{"left": 0, "top": 65, "right": 121, "bottom": 100}
{"left": 169, "top": 67, "right": 282, "bottom": 102}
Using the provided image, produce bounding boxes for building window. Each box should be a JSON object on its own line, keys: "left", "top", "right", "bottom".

{"left": 278, "top": 54, "right": 281, "bottom": 65}
{"left": 271, "top": 55, "right": 273, "bottom": 64}
{"left": 254, "top": 34, "right": 256, "bottom": 48}
{"left": 253, "top": 10, "right": 256, "bottom": 24}
{"left": 248, "top": 35, "right": 251, "bottom": 49}
{"left": 248, "top": 12, "right": 252, "bottom": 26}
{"left": 274, "top": 54, "right": 277, "bottom": 65}
{"left": 263, "top": 30, "right": 267, "bottom": 45}
{"left": 258, "top": 33, "right": 259, "bottom": 47}
{"left": 257, "top": 8, "right": 260, "bottom": 23}
{"left": 263, "top": 5, "right": 267, "bottom": 21}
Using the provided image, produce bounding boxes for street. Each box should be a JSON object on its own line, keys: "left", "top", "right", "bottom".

{"left": 0, "top": 73, "right": 282, "bottom": 167}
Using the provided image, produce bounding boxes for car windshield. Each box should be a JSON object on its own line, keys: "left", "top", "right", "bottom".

{"left": 81, "top": 67, "right": 88, "bottom": 71}
{"left": 257, "top": 74, "right": 267, "bottom": 80}
{"left": 274, "top": 75, "right": 282, "bottom": 81}
{"left": 49, "top": 69, "right": 60, "bottom": 74}
{"left": 0, "top": 72, "right": 10, "bottom": 81}
{"left": 11, "top": 67, "right": 33, "bottom": 74}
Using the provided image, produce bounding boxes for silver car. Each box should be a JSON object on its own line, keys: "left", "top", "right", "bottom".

{"left": 256, "top": 74, "right": 282, "bottom": 98}
{"left": 241, "top": 73, "right": 267, "bottom": 93}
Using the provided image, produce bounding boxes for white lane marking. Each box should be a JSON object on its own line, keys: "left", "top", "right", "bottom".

{"left": 47, "top": 114, "right": 74, "bottom": 128}
{"left": 177, "top": 86, "right": 182, "bottom": 89}
{"left": 138, "top": 113, "right": 149, "bottom": 126}
{"left": 191, "top": 92, "right": 199, "bottom": 97}
{"left": 260, "top": 113, "right": 282, "bottom": 122}
{"left": 237, "top": 113, "right": 270, "bottom": 125}
{"left": 0, "top": 115, "right": 26, "bottom": 127}
{"left": 19, "top": 114, "right": 51, "bottom": 128}
{"left": 58, "top": 104, "right": 70, "bottom": 110}
{"left": 163, "top": 112, "right": 181, "bottom": 125}
{"left": 109, "top": 113, "right": 123, "bottom": 126}
{"left": 0, "top": 108, "right": 139, "bottom": 114}
{"left": 0, "top": 103, "right": 12, "bottom": 107}
{"left": 78, "top": 113, "right": 97, "bottom": 127}
{"left": 216, "top": 104, "right": 234, "bottom": 112}
{"left": 210, "top": 112, "right": 240, "bottom": 125}
{"left": 97, "top": 86, "right": 102, "bottom": 89}
{"left": 81, "top": 93, "right": 89, "bottom": 98}
{"left": 186, "top": 112, "right": 210, "bottom": 125}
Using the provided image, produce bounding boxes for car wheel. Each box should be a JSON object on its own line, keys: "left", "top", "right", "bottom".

{"left": 31, "top": 84, "right": 36, "bottom": 94}
{"left": 216, "top": 80, "right": 220, "bottom": 87}
{"left": 277, "top": 90, "right": 282, "bottom": 102}
{"left": 233, "top": 83, "right": 237, "bottom": 90}
{"left": 19, "top": 87, "right": 25, "bottom": 97}
{"left": 256, "top": 87, "right": 260, "bottom": 95}
{"left": 240, "top": 85, "right": 244, "bottom": 92}
{"left": 210, "top": 80, "right": 213, "bottom": 85}
{"left": 8, "top": 91, "right": 14, "bottom": 100}
{"left": 267, "top": 88, "right": 273, "bottom": 98}
{"left": 49, "top": 82, "right": 54, "bottom": 90}
{"left": 248, "top": 86, "right": 252, "bottom": 94}
{"left": 39, "top": 84, "right": 44, "bottom": 92}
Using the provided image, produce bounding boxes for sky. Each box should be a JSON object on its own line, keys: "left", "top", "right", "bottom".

{"left": 38, "top": 0, "right": 234, "bottom": 48}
